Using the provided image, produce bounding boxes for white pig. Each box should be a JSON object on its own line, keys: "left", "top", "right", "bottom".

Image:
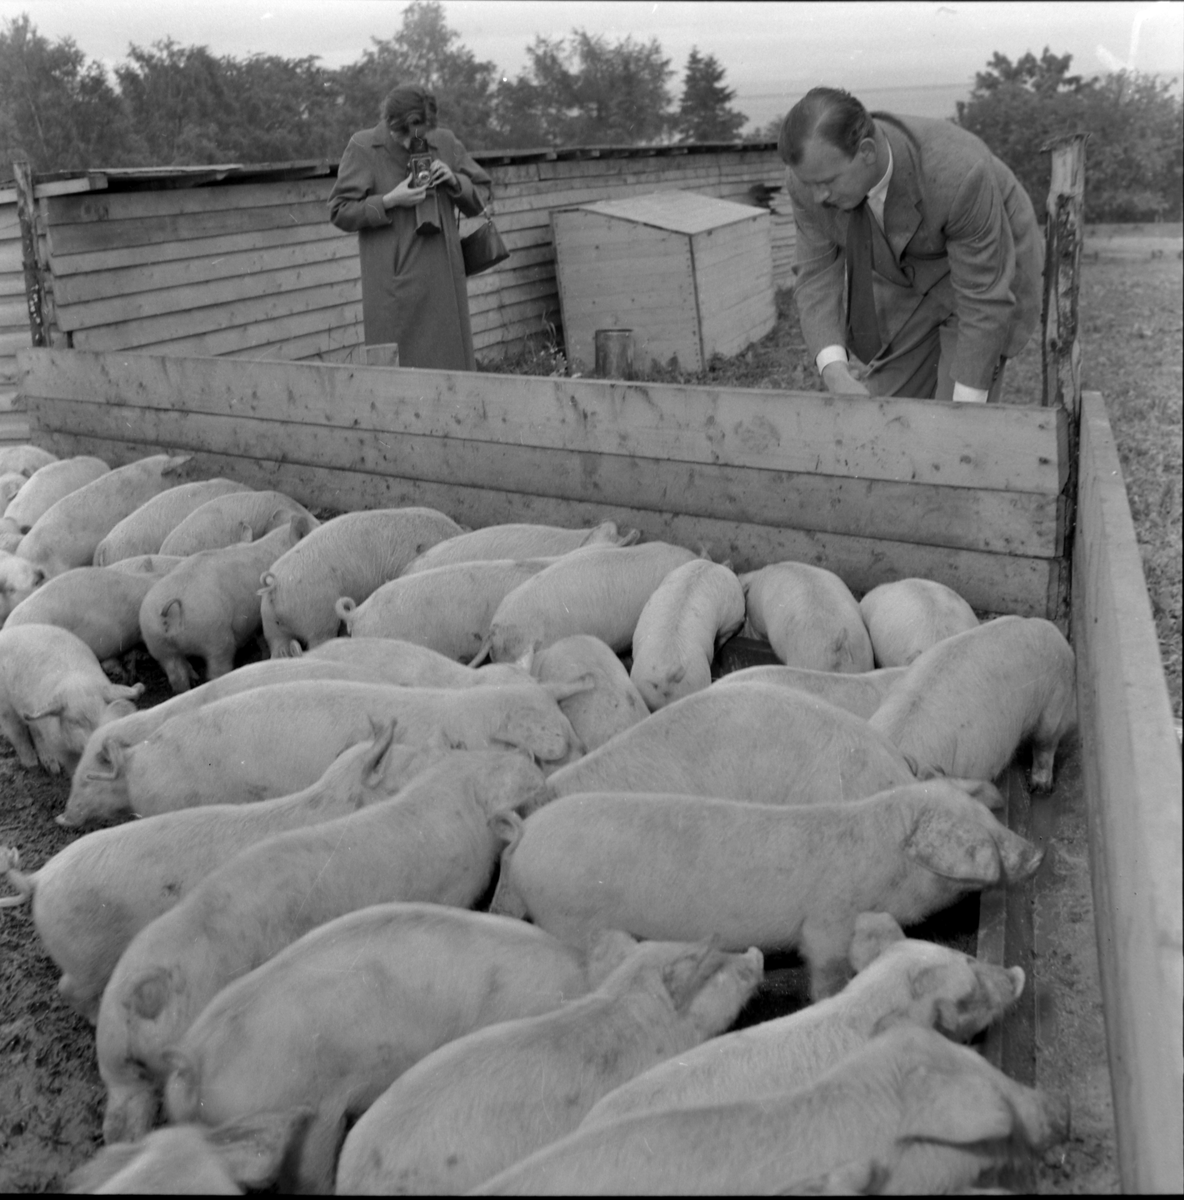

{"left": 859, "top": 577, "right": 980, "bottom": 666}
{"left": 471, "top": 1024, "right": 1069, "bottom": 1195}
{"left": 92, "top": 478, "right": 253, "bottom": 565}
{"left": 0, "top": 529, "right": 22, "bottom": 552}
{"left": 714, "top": 664, "right": 907, "bottom": 719}
{"left": 0, "top": 723, "right": 447, "bottom": 1021}
{"left": 335, "top": 939, "right": 763, "bottom": 1195}
{"left": 0, "top": 624, "right": 142, "bottom": 774}
{"left": 0, "top": 444, "right": 56, "bottom": 475}
{"left": 491, "top": 779, "right": 1042, "bottom": 999}
{"left": 97, "top": 751, "right": 552, "bottom": 1146}
{"left": 0, "top": 549, "right": 47, "bottom": 623}
{"left": 2, "top": 454, "right": 109, "bottom": 533}
{"left": 304, "top": 635, "right": 533, "bottom": 688}
{"left": 523, "top": 634, "right": 650, "bottom": 751}
{"left": 4, "top": 565, "right": 159, "bottom": 661}
{"left": 336, "top": 557, "right": 556, "bottom": 660}
{"left": 740, "top": 561, "right": 875, "bottom": 673}
{"left": 16, "top": 454, "right": 192, "bottom": 578}
{"left": 581, "top": 912, "right": 1025, "bottom": 1126}
{"left": 64, "top": 1110, "right": 310, "bottom": 1195}
{"left": 0, "top": 471, "right": 28, "bottom": 509}
{"left": 477, "top": 541, "right": 701, "bottom": 662}
{"left": 547, "top": 682, "right": 914, "bottom": 806}
{"left": 59, "top": 676, "right": 587, "bottom": 825}
{"left": 162, "top": 908, "right": 626, "bottom": 1192}
{"left": 868, "top": 615, "right": 1077, "bottom": 790}
{"left": 259, "top": 506, "right": 463, "bottom": 656}
{"left": 399, "top": 520, "right": 633, "bottom": 575}
{"left": 106, "top": 554, "right": 187, "bottom": 577}
{"left": 630, "top": 558, "right": 746, "bottom": 710}
{"left": 139, "top": 516, "right": 311, "bottom": 691}
{"left": 159, "top": 489, "right": 320, "bottom": 555}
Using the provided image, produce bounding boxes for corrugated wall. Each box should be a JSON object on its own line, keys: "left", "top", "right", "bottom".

{"left": 0, "top": 190, "right": 27, "bottom": 444}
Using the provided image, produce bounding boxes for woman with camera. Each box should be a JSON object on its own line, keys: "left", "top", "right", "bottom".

{"left": 330, "top": 84, "right": 492, "bottom": 370}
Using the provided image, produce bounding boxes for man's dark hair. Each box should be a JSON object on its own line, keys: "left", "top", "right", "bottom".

{"left": 778, "top": 87, "right": 875, "bottom": 165}
{"left": 380, "top": 85, "right": 439, "bottom": 133}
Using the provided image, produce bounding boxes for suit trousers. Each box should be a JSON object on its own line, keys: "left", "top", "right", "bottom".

{"left": 861, "top": 313, "right": 1008, "bottom": 402}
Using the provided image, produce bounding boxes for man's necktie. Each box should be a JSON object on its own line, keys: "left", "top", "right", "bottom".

{"left": 846, "top": 200, "right": 882, "bottom": 364}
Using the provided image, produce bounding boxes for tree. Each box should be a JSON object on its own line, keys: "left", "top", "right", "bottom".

{"left": 676, "top": 48, "right": 745, "bottom": 142}
{"left": 0, "top": 14, "right": 134, "bottom": 175}
{"left": 956, "top": 47, "right": 1183, "bottom": 222}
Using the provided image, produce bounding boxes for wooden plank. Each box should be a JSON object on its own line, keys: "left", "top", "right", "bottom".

{"left": 27, "top": 393, "right": 1062, "bottom": 557}
{"left": 1072, "top": 390, "right": 1183, "bottom": 1193}
{"left": 18, "top": 348, "right": 1068, "bottom": 493}
{"left": 53, "top": 234, "right": 357, "bottom": 307}
{"left": 55, "top": 254, "right": 361, "bottom": 332}
{"left": 44, "top": 177, "right": 333, "bottom": 227}
{"left": 46, "top": 223, "right": 346, "bottom": 278}
{"left": 69, "top": 278, "right": 361, "bottom": 351}
{"left": 45, "top": 199, "right": 331, "bottom": 256}
{"left": 224, "top": 324, "right": 365, "bottom": 363}
{"left": 0, "top": 330, "right": 32, "bottom": 357}
{"left": 26, "top": 425, "right": 1056, "bottom": 616}
{"left": 0, "top": 242, "right": 23, "bottom": 273}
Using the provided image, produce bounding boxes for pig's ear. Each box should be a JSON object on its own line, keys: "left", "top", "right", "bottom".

{"left": 63, "top": 1142, "right": 146, "bottom": 1193}
{"left": 848, "top": 912, "right": 906, "bottom": 972}
{"left": 913, "top": 761, "right": 945, "bottom": 780}
{"left": 21, "top": 695, "right": 66, "bottom": 721}
{"left": 236, "top": 521, "right": 254, "bottom": 544}
{"left": 288, "top": 513, "right": 314, "bottom": 541}
{"left": 899, "top": 1061, "right": 1022, "bottom": 1146}
{"left": 664, "top": 940, "right": 730, "bottom": 1013}
{"left": 540, "top": 673, "right": 596, "bottom": 702}
{"left": 945, "top": 777, "right": 1005, "bottom": 810}
{"left": 159, "top": 597, "right": 183, "bottom": 635}
{"left": 514, "top": 645, "right": 536, "bottom": 675}
{"left": 904, "top": 809, "right": 1001, "bottom": 885}
{"left": 583, "top": 928, "right": 638, "bottom": 984}
{"left": 208, "top": 1106, "right": 315, "bottom": 1189}
{"left": 780, "top": 1157, "right": 888, "bottom": 1195}
{"left": 487, "top": 810, "right": 524, "bottom": 850}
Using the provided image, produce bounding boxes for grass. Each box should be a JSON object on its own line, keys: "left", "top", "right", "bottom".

{"left": 486, "top": 231, "right": 1183, "bottom": 717}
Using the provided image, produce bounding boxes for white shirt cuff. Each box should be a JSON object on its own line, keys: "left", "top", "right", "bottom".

{"left": 816, "top": 344, "right": 849, "bottom": 374}
{"left": 952, "top": 382, "right": 990, "bottom": 403}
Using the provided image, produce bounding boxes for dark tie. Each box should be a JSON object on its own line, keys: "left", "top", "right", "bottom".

{"left": 846, "top": 200, "right": 882, "bottom": 364}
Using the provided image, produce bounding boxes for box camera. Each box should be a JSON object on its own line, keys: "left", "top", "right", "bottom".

{"left": 409, "top": 153, "right": 433, "bottom": 189}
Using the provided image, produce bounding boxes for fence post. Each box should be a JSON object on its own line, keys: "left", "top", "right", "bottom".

{"left": 1040, "top": 133, "right": 1087, "bottom": 414}
{"left": 12, "top": 161, "right": 48, "bottom": 349}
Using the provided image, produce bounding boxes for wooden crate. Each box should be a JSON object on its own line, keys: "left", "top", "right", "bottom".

{"left": 551, "top": 191, "right": 776, "bottom": 374}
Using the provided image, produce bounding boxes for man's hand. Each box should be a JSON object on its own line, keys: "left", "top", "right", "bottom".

{"left": 382, "top": 176, "right": 429, "bottom": 209}
{"left": 821, "top": 360, "right": 872, "bottom": 396}
{"left": 428, "top": 160, "right": 458, "bottom": 191}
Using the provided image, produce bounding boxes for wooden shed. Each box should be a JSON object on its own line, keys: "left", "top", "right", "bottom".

{"left": 551, "top": 190, "right": 776, "bottom": 374}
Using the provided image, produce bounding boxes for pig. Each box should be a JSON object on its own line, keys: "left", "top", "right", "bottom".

{"left": 740, "top": 561, "right": 875, "bottom": 673}
{"left": 337, "top": 558, "right": 557, "bottom": 661}
{"left": 2, "top": 454, "right": 109, "bottom": 533}
{"left": 630, "top": 558, "right": 746, "bottom": 710}
{"left": 335, "top": 939, "right": 763, "bottom": 1195}
{"left": 97, "top": 750, "right": 554, "bottom": 1147}
{"left": 258, "top": 506, "right": 463, "bottom": 656}
{"left": 106, "top": 554, "right": 187, "bottom": 577}
{"left": 92, "top": 478, "right": 254, "bottom": 565}
{"left": 139, "top": 516, "right": 311, "bottom": 692}
{"left": 714, "top": 664, "right": 907, "bottom": 719}
{"left": 16, "top": 453, "right": 192, "bottom": 578}
{"left": 868, "top": 615, "right": 1078, "bottom": 790}
{"left": 491, "top": 778, "right": 1043, "bottom": 999}
{"left": 64, "top": 1110, "right": 310, "bottom": 1195}
{"left": 304, "top": 635, "right": 533, "bottom": 688}
{"left": 399, "top": 520, "right": 634, "bottom": 575}
{"left": 63, "top": 656, "right": 488, "bottom": 826}
{"left": 0, "top": 549, "right": 46, "bottom": 623}
{"left": 859, "top": 577, "right": 980, "bottom": 667}
{"left": 159, "top": 489, "right": 319, "bottom": 555}
{"left": 0, "top": 723, "right": 448, "bottom": 1022}
{"left": 547, "top": 682, "right": 915, "bottom": 806}
{"left": 59, "top": 676, "right": 587, "bottom": 826}
{"left": 0, "top": 624, "right": 143, "bottom": 774}
{"left": 0, "top": 443, "right": 56, "bottom": 475}
{"left": 476, "top": 541, "right": 701, "bottom": 662}
{"left": 472, "top": 1023, "right": 1069, "bottom": 1195}
{"left": 0, "top": 529, "right": 22, "bottom": 553}
{"left": 4, "top": 565, "right": 159, "bottom": 661}
{"left": 581, "top": 912, "right": 1025, "bottom": 1127}
{"left": 523, "top": 634, "right": 650, "bottom": 751}
{"left": 0, "top": 471, "right": 28, "bottom": 509}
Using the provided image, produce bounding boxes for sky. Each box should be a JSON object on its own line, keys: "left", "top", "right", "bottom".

{"left": 2, "top": 0, "right": 1182, "bottom": 131}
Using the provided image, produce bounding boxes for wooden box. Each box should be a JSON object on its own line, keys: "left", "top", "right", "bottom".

{"left": 551, "top": 191, "right": 775, "bottom": 374}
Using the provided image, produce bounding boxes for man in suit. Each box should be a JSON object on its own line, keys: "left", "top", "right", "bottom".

{"left": 780, "top": 87, "right": 1043, "bottom": 401}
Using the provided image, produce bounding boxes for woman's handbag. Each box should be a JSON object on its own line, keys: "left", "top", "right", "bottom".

{"left": 461, "top": 204, "right": 510, "bottom": 276}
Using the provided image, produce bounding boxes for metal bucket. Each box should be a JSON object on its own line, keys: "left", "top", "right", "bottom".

{"left": 594, "top": 329, "right": 634, "bottom": 380}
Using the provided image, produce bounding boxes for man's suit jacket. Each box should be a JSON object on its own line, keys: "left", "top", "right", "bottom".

{"left": 788, "top": 114, "right": 1044, "bottom": 391}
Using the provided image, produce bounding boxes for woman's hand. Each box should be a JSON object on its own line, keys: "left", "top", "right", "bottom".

{"left": 382, "top": 176, "right": 429, "bottom": 209}
{"left": 428, "top": 160, "right": 459, "bottom": 192}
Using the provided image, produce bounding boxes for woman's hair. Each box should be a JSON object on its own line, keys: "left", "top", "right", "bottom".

{"left": 380, "top": 85, "right": 439, "bottom": 134}
{"left": 779, "top": 87, "right": 875, "bottom": 165}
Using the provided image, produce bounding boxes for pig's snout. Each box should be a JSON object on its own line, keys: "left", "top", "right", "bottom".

{"left": 54, "top": 811, "right": 80, "bottom": 829}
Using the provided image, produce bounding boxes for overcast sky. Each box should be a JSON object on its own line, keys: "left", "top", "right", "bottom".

{"left": 3, "top": 1, "right": 1181, "bottom": 130}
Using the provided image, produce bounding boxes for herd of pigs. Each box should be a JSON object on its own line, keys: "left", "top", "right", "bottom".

{"left": 0, "top": 443, "right": 1080, "bottom": 1194}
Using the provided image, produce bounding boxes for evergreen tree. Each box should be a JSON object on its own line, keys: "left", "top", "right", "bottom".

{"left": 676, "top": 47, "right": 746, "bottom": 142}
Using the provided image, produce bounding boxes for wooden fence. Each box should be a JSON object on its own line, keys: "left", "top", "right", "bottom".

{"left": 0, "top": 188, "right": 26, "bottom": 443}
